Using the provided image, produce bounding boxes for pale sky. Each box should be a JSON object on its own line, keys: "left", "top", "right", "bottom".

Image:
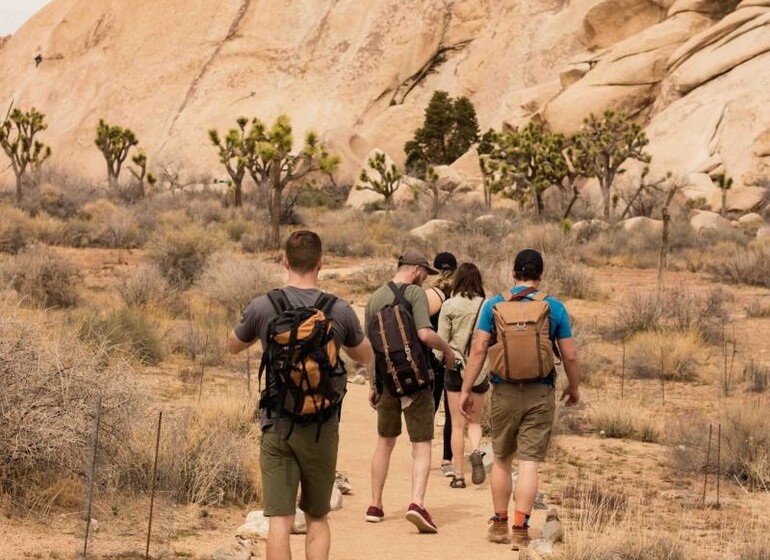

{"left": 0, "top": 0, "right": 51, "bottom": 36}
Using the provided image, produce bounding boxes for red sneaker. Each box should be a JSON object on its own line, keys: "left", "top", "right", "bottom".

{"left": 365, "top": 506, "right": 384, "bottom": 523}
{"left": 405, "top": 503, "right": 438, "bottom": 533}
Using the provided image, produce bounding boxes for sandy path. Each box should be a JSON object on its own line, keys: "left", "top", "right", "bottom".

{"left": 288, "top": 382, "right": 543, "bottom": 559}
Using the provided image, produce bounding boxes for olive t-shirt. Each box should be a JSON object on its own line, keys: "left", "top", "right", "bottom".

{"left": 364, "top": 282, "right": 432, "bottom": 332}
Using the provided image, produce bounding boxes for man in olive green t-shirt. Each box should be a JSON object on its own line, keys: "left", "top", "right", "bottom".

{"left": 364, "top": 250, "right": 455, "bottom": 534}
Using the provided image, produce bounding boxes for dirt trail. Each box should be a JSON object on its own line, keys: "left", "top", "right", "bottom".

{"left": 290, "top": 382, "right": 545, "bottom": 559}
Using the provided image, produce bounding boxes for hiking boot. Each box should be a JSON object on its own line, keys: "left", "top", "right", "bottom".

{"left": 487, "top": 515, "right": 510, "bottom": 544}
{"left": 365, "top": 506, "right": 384, "bottom": 523}
{"left": 405, "top": 503, "right": 438, "bottom": 533}
{"left": 511, "top": 525, "right": 531, "bottom": 551}
{"left": 441, "top": 461, "right": 455, "bottom": 478}
{"left": 469, "top": 449, "right": 486, "bottom": 485}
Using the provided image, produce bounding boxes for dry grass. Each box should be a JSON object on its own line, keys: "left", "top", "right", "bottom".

{"left": 351, "top": 262, "right": 395, "bottom": 294}
{"left": 722, "top": 398, "right": 770, "bottom": 491}
{"left": 706, "top": 243, "right": 770, "bottom": 288}
{"left": 5, "top": 246, "right": 78, "bottom": 308}
{"left": 77, "top": 307, "right": 164, "bottom": 365}
{"left": 625, "top": 330, "right": 703, "bottom": 381}
{"left": 743, "top": 360, "right": 770, "bottom": 393}
{"left": 590, "top": 397, "right": 662, "bottom": 442}
{"left": 0, "top": 205, "right": 32, "bottom": 254}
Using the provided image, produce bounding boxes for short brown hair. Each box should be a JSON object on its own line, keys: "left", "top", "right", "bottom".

{"left": 285, "top": 230, "right": 322, "bottom": 273}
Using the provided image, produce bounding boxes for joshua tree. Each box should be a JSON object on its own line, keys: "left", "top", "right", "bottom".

{"left": 479, "top": 122, "right": 569, "bottom": 215}
{"left": 715, "top": 173, "right": 733, "bottom": 217}
{"left": 95, "top": 120, "right": 139, "bottom": 190}
{"left": 243, "top": 115, "right": 340, "bottom": 247}
{"left": 128, "top": 151, "right": 157, "bottom": 198}
{"left": 357, "top": 151, "right": 401, "bottom": 210}
{"left": 571, "top": 110, "right": 651, "bottom": 219}
{"left": 0, "top": 106, "right": 51, "bottom": 206}
{"left": 209, "top": 117, "right": 248, "bottom": 207}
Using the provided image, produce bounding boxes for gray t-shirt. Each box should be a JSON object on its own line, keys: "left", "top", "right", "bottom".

{"left": 234, "top": 286, "right": 365, "bottom": 430}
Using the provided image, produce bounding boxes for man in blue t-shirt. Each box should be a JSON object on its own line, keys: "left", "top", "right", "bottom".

{"left": 460, "top": 249, "right": 581, "bottom": 551}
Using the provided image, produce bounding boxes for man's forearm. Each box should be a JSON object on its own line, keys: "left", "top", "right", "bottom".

{"left": 562, "top": 357, "right": 581, "bottom": 389}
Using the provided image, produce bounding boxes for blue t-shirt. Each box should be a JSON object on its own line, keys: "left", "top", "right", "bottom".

{"left": 477, "top": 286, "right": 572, "bottom": 384}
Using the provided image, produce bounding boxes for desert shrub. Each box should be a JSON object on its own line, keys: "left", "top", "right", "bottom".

{"left": 117, "top": 264, "right": 178, "bottom": 310}
{"left": 186, "top": 198, "right": 226, "bottom": 225}
{"left": 744, "top": 360, "right": 770, "bottom": 393}
{"left": 119, "top": 393, "right": 261, "bottom": 505}
{"left": 296, "top": 182, "right": 351, "bottom": 209}
{"left": 707, "top": 244, "right": 770, "bottom": 288}
{"left": 610, "top": 288, "right": 726, "bottom": 342}
{"left": 42, "top": 217, "right": 101, "bottom": 248}
{"left": 555, "top": 535, "right": 687, "bottom": 560}
{"left": 0, "top": 307, "right": 141, "bottom": 512}
{"left": 198, "top": 253, "right": 280, "bottom": 316}
{"left": 561, "top": 481, "right": 627, "bottom": 531}
{"left": 223, "top": 218, "right": 249, "bottom": 242}
{"left": 590, "top": 398, "right": 661, "bottom": 442}
{"left": 82, "top": 199, "right": 143, "bottom": 249}
{"left": 0, "top": 205, "right": 32, "bottom": 254}
{"left": 547, "top": 254, "right": 599, "bottom": 300}
{"left": 318, "top": 215, "right": 379, "bottom": 257}
{"left": 147, "top": 225, "right": 220, "bottom": 288}
{"left": 240, "top": 228, "right": 272, "bottom": 253}
{"left": 746, "top": 301, "right": 770, "bottom": 318}
{"left": 7, "top": 247, "right": 78, "bottom": 308}
{"left": 352, "top": 262, "right": 394, "bottom": 294}
{"left": 625, "top": 330, "right": 702, "bottom": 380}
{"left": 722, "top": 399, "right": 770, "bottom": 490}
{"left": 583, "top": 225, "right": 660, "bottom": 268}
{"left": 77, "top": 307, "right": 164, "bottom": 365}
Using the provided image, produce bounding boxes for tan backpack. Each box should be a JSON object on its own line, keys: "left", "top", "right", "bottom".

{"left": 488, "top": 288, "right": 554, "bottom": 382}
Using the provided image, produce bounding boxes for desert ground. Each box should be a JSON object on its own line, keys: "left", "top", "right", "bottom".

{"left": 2, "top": 229, "right": 769, "bottom": 559}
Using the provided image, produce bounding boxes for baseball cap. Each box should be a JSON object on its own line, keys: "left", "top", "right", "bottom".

{"left": 398, "top": 250, "right": 439, "bottom": 275}
{"left": 433, "top": 252, "right": 457, "bottom": 272}
{"left": 513, "top": 249, "right": 544, "bottom": 275}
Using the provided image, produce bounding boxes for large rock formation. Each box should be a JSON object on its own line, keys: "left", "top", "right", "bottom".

{"left": 0, "top": 0, "right": 767, "bottom": 197}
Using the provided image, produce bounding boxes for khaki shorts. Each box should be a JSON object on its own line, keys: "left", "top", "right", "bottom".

{"left": 490, "top": 381, "right": 555, "bottom": 462}
{"left": 260, "top": 420, "right": 338, "bottom": 518}
{"left": 377, "top": 387, "right": 435, "bottom": 442}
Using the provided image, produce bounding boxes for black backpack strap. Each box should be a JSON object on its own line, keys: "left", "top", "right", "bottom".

{"left": 315, "top": 292, "right": 338, "bottom": 314}
{"left": 387, "top": 281, "right": 413, "bottom": 313}
{"left": 266, "top": 288, "right": 292, "bottom": 314}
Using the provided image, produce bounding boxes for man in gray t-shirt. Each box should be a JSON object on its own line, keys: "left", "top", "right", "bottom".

{"left": 227, "top": 230, "right": 372, "bottom": 560}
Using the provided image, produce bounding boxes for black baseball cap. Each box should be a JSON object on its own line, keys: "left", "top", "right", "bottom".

{"left": 433, "top": 252, "right": 457, "bottom": 272}
{"left": 513, "top": 249, "right": 544, "bottom": 275}
{"left": 398, "top": 250, "right": 439, "bottom": 275}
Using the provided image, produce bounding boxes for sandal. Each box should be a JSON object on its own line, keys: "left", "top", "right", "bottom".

{"left": 450, "top": 475, "right": 466, "bottom": 488}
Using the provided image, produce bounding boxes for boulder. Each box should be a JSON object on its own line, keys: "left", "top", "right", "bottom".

{"left": 690, "top": 210, "right": 731, "bottom": 233}
{"left": 709, "top": 186, "right": 766, "bottom": 213}
{"left": 291, "top": 510, "right": 306, "bottom": 534}
{"left": 346, "top": 149, "right": 410, "bottom": 209}
{"left": 334, "top": 471, "right": 352, "bottom": 495}
{"left": 621, "top": 216, "right": 663, "bottom": 235}
{"left": 540, "top": 509, "right": 564, "bottom": 543}
{"left": 738, "top": 212, "right": 765, "bottom": 226}
{"left": 237, "top": 511, "right": 269, "bottom": 540}
{"left": 408, "top": 219, "right": 457, "bottom": 241}
{"left": 580, "top": 0, "right": 667, "bottom": 49}
{"left": 348, "top": 373, "right": 367, "bottom": 385}
{"left": 680, "top": 172, "right": 717, "bottom": 202}
{"left": 758, "top": 226, "right": 770, "bottom": 239}
{"left": 211, "top": 542, "right": 252, "bottom": 560}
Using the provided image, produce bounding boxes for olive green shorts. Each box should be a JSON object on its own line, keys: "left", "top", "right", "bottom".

{"left": 376, "top": 387, "right": 435, "bottom": 442}
{"left": 490, "top": 381, "right": 555, "bottom": 462}
{"left": 260, "top": 420, "right": 339, "bottom": 518}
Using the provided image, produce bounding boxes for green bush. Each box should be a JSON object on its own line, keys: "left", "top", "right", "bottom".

{"left": 78, "top": 307, "right": 164, "bottom": 365}
{"left": 148, "top": 225, "right": 220, "bottom": 288}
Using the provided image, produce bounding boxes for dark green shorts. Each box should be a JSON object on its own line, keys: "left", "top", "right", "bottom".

{"left": 260, "top": 420, "right": 339, "bottom": 518}
{"left": 376, "top": 387, "right": 435, "bottom": 442}
{"left": 490, "top": 382, "right": 555, "bottom": 462}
